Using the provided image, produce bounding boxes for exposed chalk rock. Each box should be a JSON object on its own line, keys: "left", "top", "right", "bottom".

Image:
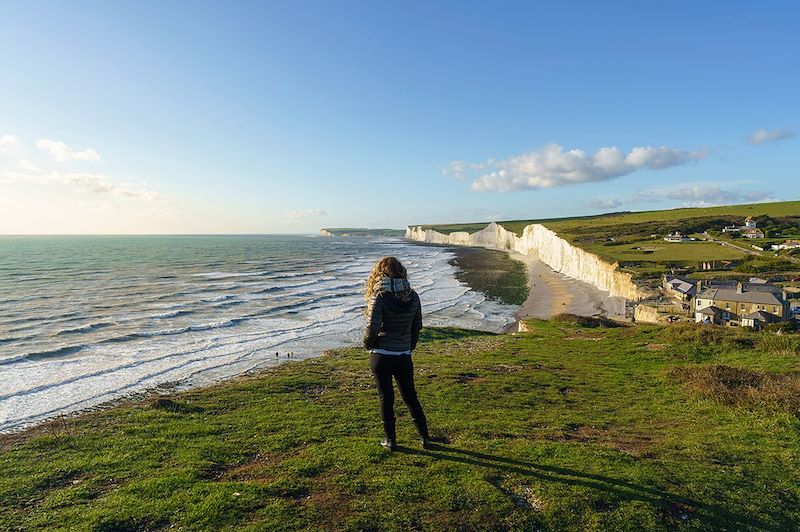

{"left": 405, "top": 222, "right": 646, "bottom": 301}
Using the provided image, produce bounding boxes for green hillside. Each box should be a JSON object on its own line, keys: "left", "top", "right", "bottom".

{"left": 2, "top": 320, "right": 800, "bottom": 530}
{"left": 418, "top": 201, "right": 800, "bottom": 280}
{"left": 322, "top": 228, "right": 406, "bottom": 237}
{"left": 419, "top": 201, "right": 800, "bottom": 237}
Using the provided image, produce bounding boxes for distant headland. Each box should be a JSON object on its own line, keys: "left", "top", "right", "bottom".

{"left": 319, "top": 228, "right": 406, "bottom": 237}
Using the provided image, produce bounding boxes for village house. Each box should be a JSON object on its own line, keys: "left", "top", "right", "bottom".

{"left": 723, "top": 216, "right": 763, "bottom": 237}
{"left": 662, "top": 275, "right": 696, "bottom": 301}
{"left": 694, "top": 281, "right": 790, "bottom": 329}
{"left": 664, "top": 231, "right": 693, "bottom": 242}
{"left": 741, "top": 228, "right": 765, "bottom": 239}
{"left": 772, "top": 240, "right": 800, "bottom": 251}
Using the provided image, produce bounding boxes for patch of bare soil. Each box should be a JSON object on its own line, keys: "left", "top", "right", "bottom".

{"left": 215, "top": 452, "right": 286, "bottom": 482}
{"left": 483, "top": 363, "right": 526, "bottom": 373}
{"left": 546, "top": 424, "right": 658, "bottom": 457}
{"left": 455, "top": 372, "right": 485, "bottom": 384}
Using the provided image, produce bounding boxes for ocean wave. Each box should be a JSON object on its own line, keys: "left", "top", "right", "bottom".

{"left": 267, "top": 270, "right": 325, "bottom": 279}
{"left": 0, "top": 344, "right": 87, "bottom": 366}
{"left": 150, "top": 309, "right": 195, "bottom": 319}
{"left": 192, "top": 271, "right": 271, "bottom": 279}
{"left": 111, "top": 319, "right": 246, "bottom": 341}
{"left": 55, "top": 321, "right": 116, "bottom": 335}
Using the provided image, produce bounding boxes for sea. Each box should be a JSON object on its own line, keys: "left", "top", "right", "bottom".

{"left": 0, "top": 235, "right": 517, "bottom": 433}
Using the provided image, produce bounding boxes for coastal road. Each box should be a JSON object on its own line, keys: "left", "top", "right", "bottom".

{"left": 695, "top": 234, "right": 800, "bottom": 265}
{"left": 695, "top": 234, "right": 763, "bottom": 256}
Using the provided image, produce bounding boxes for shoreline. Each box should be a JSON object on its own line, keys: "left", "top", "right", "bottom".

{"left": 407, "top": 239, "right": 626, "bottom": 325}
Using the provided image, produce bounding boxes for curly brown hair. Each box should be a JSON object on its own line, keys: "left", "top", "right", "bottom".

{"left": 365, "top": 256, "right": 407, "bottom": 300}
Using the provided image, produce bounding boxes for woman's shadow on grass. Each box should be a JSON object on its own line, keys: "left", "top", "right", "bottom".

{"left": 397, "top": 444, "right": 781, "bottom": 531}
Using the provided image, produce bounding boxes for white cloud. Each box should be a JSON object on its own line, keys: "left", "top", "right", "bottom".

{"left": 0, "top": 134, "right": 19, "bottom": 151}
{"left": 582, "top": 197, "right": 623, "bottom": 210}
{"left": 635, "top": 183, "right": 775, "bottom": 207}
{"left": 2, "top": 168, "right": 166, "bottom": 203}
{"left": 457, "top": 143, "right": 706, "bottom": 192}
{"left": 36, "top": 139, "right": 102, "bottom": 162}
{"left": 442, "top": 160, "right": 493, "bottom": 181}
{"left": 286, "top": 208, "right": 327, "bottom": 219}
{"left": 746, "top": 128, "right": 795, "bottom": 145}
{"left": 17, "top": 159, "right": 40, "bottom": 172}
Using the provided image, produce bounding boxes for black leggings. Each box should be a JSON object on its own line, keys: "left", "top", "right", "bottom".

{"left": 370, "top": 353, "right": 428, "bottom": 441}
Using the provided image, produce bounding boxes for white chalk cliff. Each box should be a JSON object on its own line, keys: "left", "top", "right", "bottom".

{"left": 319, "top": 229, "right": 334, "bottom": 237}
{"left": 405, "top": 222, "right": 645, "bottom": 301}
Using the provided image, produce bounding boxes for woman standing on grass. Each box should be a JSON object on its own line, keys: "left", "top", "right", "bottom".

{"left": 363, "top": 256, "right": 431, "bottom": 451}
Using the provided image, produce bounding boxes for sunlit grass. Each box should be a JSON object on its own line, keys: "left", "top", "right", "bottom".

{"left": 2, "top": 321, "right": 799, "bottom": 530}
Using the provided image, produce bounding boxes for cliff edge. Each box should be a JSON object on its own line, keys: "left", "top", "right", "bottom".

{"left": 406, "top": 222, "right": 646, "bottom": 301}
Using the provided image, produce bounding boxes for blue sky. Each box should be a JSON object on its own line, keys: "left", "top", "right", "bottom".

{"left": 1, "top": 1, "right": 798, "bottom": 233}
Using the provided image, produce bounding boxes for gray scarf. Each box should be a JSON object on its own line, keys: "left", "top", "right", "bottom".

{"left": 372, "top": 276, "right": 412, "bottom": 301}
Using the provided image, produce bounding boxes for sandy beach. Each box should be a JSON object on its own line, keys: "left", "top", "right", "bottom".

{"left": 508, "top": 251, "right": 627, "bottom": 321}
{"left": 415, "top": 240, "right": 627, "bottom": 323}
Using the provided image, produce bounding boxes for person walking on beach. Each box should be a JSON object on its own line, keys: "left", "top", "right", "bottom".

{"left": 363, "top": 256, "right": 430, "bottom": 451}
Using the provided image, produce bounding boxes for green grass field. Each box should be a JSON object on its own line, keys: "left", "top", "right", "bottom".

{"left": 580, "top": 240, "right": 747, "bottom": 265}
{"left": 2, "top": 320, "right": 799, "bottom": 530}
{"left": 321, "top": 228, "right": 406, "bottom": 237}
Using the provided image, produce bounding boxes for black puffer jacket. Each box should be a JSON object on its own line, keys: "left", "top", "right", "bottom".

{"left": 362, "top": 290, "right": 422, "bottom": 352}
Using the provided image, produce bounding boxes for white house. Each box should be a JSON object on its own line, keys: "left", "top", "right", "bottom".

{"left": 772, "top": 240, "right": 800, "bottom": 251}
{"left": 664, "top": 232, "right": 693, "bottom": 242}
{"left": 741, "top": 228, "right": 764, "bottom": 239}
{"left": 723, "top": 217, "right": 760, "bottom": 235}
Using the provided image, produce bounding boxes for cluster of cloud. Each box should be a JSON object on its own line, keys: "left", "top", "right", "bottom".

{"left": 0, "top": 134, "right": 19, "bottom": 151}
{"left": 1, "top": 133, "right": 165, "bottom": 204}
{"left": 582, "top": 197, "right": 623, "bottom": 210}
{"left": 2, "top": 168, "right": 167, "bottom": 203}
{"left": 36, "top": 139, "right": 102, "bottom": 162}
{"left": 447, "top": 143, "right": 707, "bottom": 192}
{"left": 286, "top": 208, "right": 327, "bottom": 219}
{"left": 746, "top": 128, "right": 796, "bottom": 145}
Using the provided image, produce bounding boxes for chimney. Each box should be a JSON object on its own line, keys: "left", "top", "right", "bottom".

{"left": 696, "top": 280, "right": 703, "bottom": 291}
{"left": 736, "top": 282, "right": 743, "bottom": 294}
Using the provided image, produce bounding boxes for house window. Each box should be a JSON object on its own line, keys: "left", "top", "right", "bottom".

{"left": 723, "top": 311, "right": 730, "bottom": 319}
{"left": 726, "top": 304, "right": 731, "bottom": 310}
{"left": 774, "top": 306, "right": 778, "bottom": 313}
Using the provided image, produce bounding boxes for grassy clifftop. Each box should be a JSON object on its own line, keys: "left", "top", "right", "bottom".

{"left": 320, "top": 228, "right": 406, "bottom": 237}
{"left": 2, "top": 321, "right": 800, "bottom": 530}
{"left": 416, "top": 201, "right": 800, "bottom": 280}
{"left": 418, "top": 201, "right": 800, "bottom": 237}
